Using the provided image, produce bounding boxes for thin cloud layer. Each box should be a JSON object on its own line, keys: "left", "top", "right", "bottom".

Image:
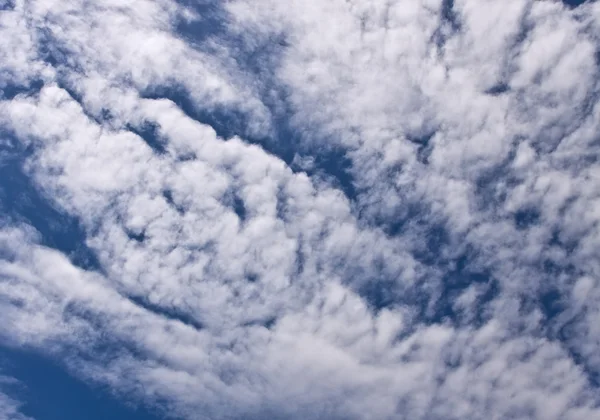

{"left": 0, "top": 374, "right": 31, "bottom": 420}
{"left": 1, "top": 0, "right": 600, "bottom": 419}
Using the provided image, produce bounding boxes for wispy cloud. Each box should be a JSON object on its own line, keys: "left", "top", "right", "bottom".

{"left": 0, "top": 373, "right": 32, "bottom": 420}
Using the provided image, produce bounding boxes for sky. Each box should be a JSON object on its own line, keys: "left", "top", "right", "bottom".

{"left": 1, "top": 0, "right": 600, "bottom": 419}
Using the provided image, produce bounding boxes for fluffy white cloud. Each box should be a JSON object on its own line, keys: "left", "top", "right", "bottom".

{"left": 1, "top": 0, "right": 600, "bottom": 419}
{"left": 226, "top": 0, "right": 600, "bottom": 373}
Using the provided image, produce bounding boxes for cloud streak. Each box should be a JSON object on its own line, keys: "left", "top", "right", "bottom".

{"left": 0, "top": 373, "right": 32, "bottom": 420}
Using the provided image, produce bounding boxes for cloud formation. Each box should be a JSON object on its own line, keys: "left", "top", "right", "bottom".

{"left": 0, "top": 373, "right": 31, "bottom": 420}
{"left": 1, "top": 0, "right": 600, "bottom": 419}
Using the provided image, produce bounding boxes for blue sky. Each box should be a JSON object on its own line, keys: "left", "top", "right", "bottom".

{"left": 1, "top": 0, "right": 600, "bottom": 419}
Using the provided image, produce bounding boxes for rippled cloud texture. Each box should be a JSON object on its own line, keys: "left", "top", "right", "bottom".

{"left": 1, "top": 0, "right": 600, "bottom": 419}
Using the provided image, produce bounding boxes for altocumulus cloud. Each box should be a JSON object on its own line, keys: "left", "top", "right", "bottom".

{"left": 1, "top": 0, "right": 600, "bottom": 419}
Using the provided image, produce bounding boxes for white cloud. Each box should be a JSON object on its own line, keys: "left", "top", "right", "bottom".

{"left": 226, "top": 0, "right": 600, "bottom": 376}
{"left": 1, "top": 0, "right": 600, "bottom": 419}
{"left": 0, "top": 374, "right": 32, "bottom": 420}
